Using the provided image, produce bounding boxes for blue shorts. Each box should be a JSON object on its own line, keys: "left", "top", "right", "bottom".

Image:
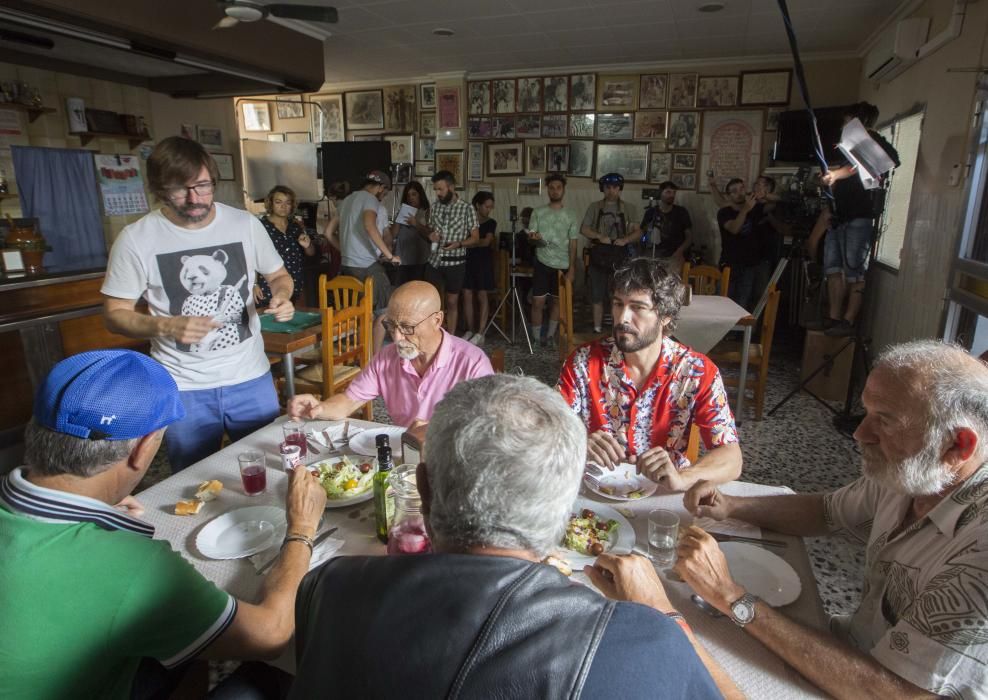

{"left": 165, "top": 372, "right": 280, "bottom": 472}
{"left": 824, "top": 218, "right": 873, "bottom": 283}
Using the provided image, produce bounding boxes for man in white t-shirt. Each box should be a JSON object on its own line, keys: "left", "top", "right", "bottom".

{"left": 102, "top": 136, "right": 295, "bottom": 472}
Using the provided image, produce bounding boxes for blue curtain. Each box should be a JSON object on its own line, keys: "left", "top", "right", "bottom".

{"left": 11, "top": 145, "right": 106, "bottom": 269}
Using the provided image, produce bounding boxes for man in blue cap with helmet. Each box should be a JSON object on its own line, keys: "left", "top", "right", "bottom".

{"left": 0, "top": 349, "right": 326, "bottom": 699}
{"left": 581, "top": 173, "right": 641, "bottom": 333}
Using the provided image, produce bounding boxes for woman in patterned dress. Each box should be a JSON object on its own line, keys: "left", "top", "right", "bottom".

{"left": 254, "top": 185, "right": 316, "bottom": 305}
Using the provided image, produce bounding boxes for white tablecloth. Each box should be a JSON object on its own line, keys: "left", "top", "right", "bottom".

{"left": 673, "top": 294, "right": 751, "bottom": 354}
{"left": 136, "top": 417, "right": 827, "bottom": 698}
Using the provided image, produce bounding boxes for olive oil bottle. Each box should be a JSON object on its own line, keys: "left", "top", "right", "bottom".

{"left": 373, "top": 436, "right": 395, "bottom": 543}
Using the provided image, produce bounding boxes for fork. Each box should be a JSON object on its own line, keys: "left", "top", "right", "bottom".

{"left": 583, "top": 473, "right": 602, "bottom": 491}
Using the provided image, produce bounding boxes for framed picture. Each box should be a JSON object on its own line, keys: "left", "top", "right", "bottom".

{"left": 492, "top": 79, "right": 516, "bottom": 114}
{"left": 766, "top": 107, "right": 782, "bottom": 132}
{"left": 672, "top": 153, "right": 696, "bottom": 171}
{"left": 385, "top": 134, "right": 414, "bottom": 163}
{"left": 569, "top": 113, "right": 595, "bottom": 138}
{"left": 597, "top": 75, "right": 637, "bottom": 110}
{"left": 196, "top": 125, "right": 223, "bottom": 150}
{"left": 517, "top": 78, "right": 542, "bottom": 113}
{"left": 414, "top": 161, "right": 435, "bottom": 177}
{"left": 634, "top": 111, "right": 667, "bottom": 140}
{"left": 285, "top": 131, "right": 311, "bottom": 143}
{"left": 668, "top": 73, "right": 698, "bottom": 108}
{"left": 437, "top": 86, "right": 461, "bottom": 128}
{"left": 242, "top": 103, "right": 271, "bottom": 131}
{"left": 671, "top": 172, "right": 697, "bottom": 190}
{"left": 698, "top": 110, "right": 763, "bottom": 193}
{"left": 383, "top": 85, "right": 417, "bottom": 131}
{"left": 435, "top": 150, "right": 465, "bottom": 186}
{"left": 437, "top": 128, "right": 461, "bottom": 141}
{"left": 267, "top": 133, "right": 285, "bottom": 142}
{"left": 180, "top": 123, "right": 195, "bottom": 140}
{"left": 547, "top": 144, "right": 569, "bottom": 173}
{"left": 543, "top": 76, "right": 568, "bottom": 112}
{"left": 667, "top": 111, "right": 700, "bottom": 150}
{"left": 345, "top": 90, "right": 384, "bottom": 130}
{"left": 213, "top": 153, "right": 235, "bottom": 181}
{"left": 467, "top": 117, "right": 491, "bottom": 139}
{"left": 541, "top": 115, "right": 567, "bottom": 138}
{"left": 595, "top": 142, "right": 649, "bottom": 181}
{"left": 468, "top": 81, "right": 491, "bottom": 115}
{"left": 527, "top": 144, "right": 546, "bottom": 174}
{"left": 568, "top": 140, "right": 594, "bottom": 178}
{"left": 275, "top": 98, "right": 304, "bottom": 119}
{"left": 311, "top": 94, "right": 344, "bottom": 142}
{"left": 515, "top": 115, "right": 541, "bottom": 139}
{"left": 418, "top": 112, "right": 436, "bottom": 138}
{"left": 487, "top": 141, "right": 524, "bottom": 176}
{"left": 639, "top": 74, "right": 668, "bottom": 109}
{"left": 740, "top": 69, "right": 792, "bottom": 106}
{"left": 697, "top": 76, "right": 738, "bottom": 108}
{"left": 468, "top": 142, "right": 484, "bottom": 181}
{"left": 517, "top": 177, "right": 542, "bottom": 196}
{"left": 471, "top": 182, "right": 494, "bottom": 198}
{"left": 569, "top": 73, "right": 596, "bottom": 111}
{"left": 492, "top": 117, "right": 516, "bottom": 139}
{"left": 1, "top": 249, "right": 24, "bottom": 273}
{"left": 596, "top": 113, "right": 634, "bottom": 140}
{"left": 648, "top": 152, "right": 672, "bottom": 183}
{"left": 419, "top": 137, "right": 436, "bottom": 161}
{"left": 351, "top": 134, "right": 383, "bottom": 142}
{"left": 420, "top": 83, "right": 437, "bottom": 109}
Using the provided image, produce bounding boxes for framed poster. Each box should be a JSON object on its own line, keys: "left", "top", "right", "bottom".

{"left": 487, "top": 141, "right": 524, "bottom": 176}
{"left": 383, "top": 85, "right": 417, "bottom": 131}
{"left": 570, "top": 73, "right": 596, "bottom": 111}
{"left": 740, "top": 70, "right": 792, "bottom": 106}
{"left": 596, "top": 113, "right": 633, "bottom": 140}
{"left": 597, "top": 75, "right": 637, "bottom": 110}
{"left": 468, "top": 142, "right": 484, "bottom": 181}
{"left": 547, "top": 144, "right": 569, "bottom": 173}
{"left": 634, "top": 111, "right": 667, "bottom": 140}
{"left": 517, "top": 177, "right": 542, "bottom": 196}
{"left": 766, "top": 107, "right": 782, "bottom": 132}
{"left": 667, "top": 111, "right": 700, "bottom": 150}
{"left": 569, "top": 113, "right": 595, "bottom": 138}
{"left": 213, "top": 153, "right": 235, "bottom": 180}
{"left": 491, "top": 117, "right": 516, "bottom": 139}
{"left": 672, "top": 153, "right": 696, "bottom": 171}
{"left": 648, "top": 152, "right": 672, "bottom": 183}
{"left": 420, "top": 112, "right": 437, "bottom": 137}
{"left": 242, "top": 103, "right": 271, "bottom": 131}
{"left": 492, "top": 79, "right": 516, "bottom": 114}
{"left": 543, "top": 76, "right": 568, "bottom": 113}
{"left": 467, "top": 117, "right": 491, "bottom": 139}
{"left": 437, "top": 86, "right": 461, "bottom": 128}
{"left": 697, "top": 76, "right": 739, "bottom": 108}
{"left": 527, "top": 144, "right": 546, "bottom": 174}
{"left": 385, "top": 134, "right": 414, "bottom": 163}
{"left": 670, "top": 172, "right": 697, "bottom": 190}
{"left": 419, "top": 137, "right": 436, "bottom": 161}
{"left": 414, "top": 161, "right": 435, "bottom": 177}
{"left": 668, "top": 73, "right": 698, "bottom": 108}
{"left": 594, "top": 142, "right": 649, "bottom": 182}
{"left": 541, "top": 115, "right": 567, "bottom": 138}
{"left": 517, "top": 77, "right": 542, "bottom": 113}
{"left": 698, "top": 110, "right": 764, "bottom": 193}
{"left": 468, "top": 81, "right": 491, "bottom": 115}
{"left": 196, "top": 125, "right": 223, "bottom": 150}
{"left": 285, "top": 132, "right": 311, "bottom": 143}
{"left": 435, "top": 150, "right": 465, "bottom": 186}
{"left": 420, "top": 83, "right": 436, "bottom": 109}
{"left": 275, "top": 98, "right": 304, "bottom": 119}
{"left": 311, "top": 94, "right": 344, "bottom": 142}
{"left": 639, "top": 74, "right": 668, "bottom": 109}
{"left": 515, "top": 115, "right": 541, "bottom": 139}
{"left": 345, "top": 90, "right": 384, "bottom": 130}
{"left": 568, "top": 140, "right": 594, "bottom": 178}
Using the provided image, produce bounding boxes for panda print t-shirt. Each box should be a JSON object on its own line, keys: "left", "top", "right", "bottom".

{"left": 102, "top": 203, "right": 284, "bottom": 391}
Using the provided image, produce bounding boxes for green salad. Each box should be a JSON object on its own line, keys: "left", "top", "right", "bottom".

{"left": 313, "top": 455, "right": 375, "bottom": 499}
{"left": 563, "top": 508, "right": 619, "bottom": 556}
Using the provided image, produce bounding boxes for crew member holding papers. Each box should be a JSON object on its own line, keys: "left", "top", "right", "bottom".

{"left": 390, "top": 182, "right": 433, "bottom": 284}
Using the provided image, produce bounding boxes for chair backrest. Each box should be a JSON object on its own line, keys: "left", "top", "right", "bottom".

{"left": 318, "top": 302, "right": 371, "bottom": 396}
{"left": 758, "top": 286, "right": 782, "bottom": 370}
{"left": 682, "top": 263, "right": 730, "bottom": 297}
{"left": 319, "top": 274, "right": 371, "bottom": 311}
{"left": 489, "top": 348, "right": 505, "bottom": 373}
{"left": 557, "top": 270, "right": 575, "bottom": 360}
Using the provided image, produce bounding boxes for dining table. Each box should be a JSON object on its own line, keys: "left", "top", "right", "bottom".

{"left": 261, "top": 308, "right": 322, "bottom": 400}
{"left": 136, "top": 416, "right": 828, "bottom": 698}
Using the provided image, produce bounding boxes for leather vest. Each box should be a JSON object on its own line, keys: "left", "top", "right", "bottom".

{"left": 291, "top": 553, "right": 616, "bottom": 699}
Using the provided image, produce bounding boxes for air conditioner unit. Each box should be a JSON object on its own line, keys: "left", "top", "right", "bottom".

{"left": 864, "top": 17, "right": 930, "bottom": 82}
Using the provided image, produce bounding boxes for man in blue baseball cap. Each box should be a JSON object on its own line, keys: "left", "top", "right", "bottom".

{"left": 0, "top": 349, "right": 326, "bottom": 699}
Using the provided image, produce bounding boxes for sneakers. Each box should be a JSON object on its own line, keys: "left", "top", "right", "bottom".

{"left": 468, "top": 331, "right": 485, "bottom": 346}
{"left": 824, "top": 320, "right": 854, "bottom": 337}
{"left": 541, "top": 335, "right": 555, "bottom": 350}
{"left": 460, "top": 330, "right": 474, "bottom": 340}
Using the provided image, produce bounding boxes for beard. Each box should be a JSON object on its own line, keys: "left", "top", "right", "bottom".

{"left": 396, "top": 342, "right": 420, "bottom": 360}
{"left": 168, "top": 200, "right": 213, "bottom": 224}
{"left": 439, "top": 190, "right": 454, "bottom": 205}
{"left": 549, "top": 192, "right": 563, "bottom": 203}
{"left": 860, "top": 440, "right": 956, "bottom": 496}
{"left": 613, "top": 321, "right": 662, "bottom": 353}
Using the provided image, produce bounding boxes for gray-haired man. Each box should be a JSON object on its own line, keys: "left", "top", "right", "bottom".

{"left": 291, "top": 374, "right": 740, "bottom": 698}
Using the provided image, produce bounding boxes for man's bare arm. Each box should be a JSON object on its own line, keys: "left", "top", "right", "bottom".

{"left": 362, "top": 209, "right": 395, "bottom": 260}
{"left": 103, "top": 296, "right": 219, "bottom": 344}
{"left": 683, "top": 481, "right": 830, "bottom": 537}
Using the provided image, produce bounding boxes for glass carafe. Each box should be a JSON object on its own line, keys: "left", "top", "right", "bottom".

{"left": 386, "top": 464, "right": 432, "bottom": 555}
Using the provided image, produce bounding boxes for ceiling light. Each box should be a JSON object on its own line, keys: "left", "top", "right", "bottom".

{"left": 698, "top": 3, "right": 725, "bottom": 12}
{"left": 432, "top": 28, "right": 455, "bottom": 37}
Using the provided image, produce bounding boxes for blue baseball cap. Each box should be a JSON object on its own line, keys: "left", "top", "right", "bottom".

{"left": 34, "top": 350, "right": 186, "bottom": 440}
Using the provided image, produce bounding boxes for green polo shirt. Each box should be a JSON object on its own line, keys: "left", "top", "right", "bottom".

{"left": 0, "top": 468, "right": 236, "bottom": 700}
{"left": 529, "top": 205, "right": 580, "bottom": 270}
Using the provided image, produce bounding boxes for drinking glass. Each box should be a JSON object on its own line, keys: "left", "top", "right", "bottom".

{"left": 282, "top": 420, "right": 308, "bottom": 458}
{"left": 238, "top": 450, "right": 267, "bottom": 496}
{"left": 647, "top": 509, "right": 680, "bottom": 567}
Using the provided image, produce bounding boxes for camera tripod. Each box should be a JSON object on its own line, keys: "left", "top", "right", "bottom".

{"left": 485, "top": 217, "right": 533, "bottom": 354}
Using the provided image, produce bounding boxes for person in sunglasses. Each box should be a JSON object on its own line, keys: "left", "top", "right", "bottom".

{"left": 288, "top": 281, "right": 493, "bottom": 426}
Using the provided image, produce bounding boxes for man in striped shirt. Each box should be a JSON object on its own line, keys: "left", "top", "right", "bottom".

{"left": 426, "top": 170, "right": 479, "bottom": 333}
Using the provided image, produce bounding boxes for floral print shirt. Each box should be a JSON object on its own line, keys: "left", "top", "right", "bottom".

{"left": 557, "top": 335, "right": 738, "bottom": 469}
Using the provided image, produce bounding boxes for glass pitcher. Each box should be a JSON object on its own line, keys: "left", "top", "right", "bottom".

{"left": 386, "top": 463, "right": 432, "bottom": 555}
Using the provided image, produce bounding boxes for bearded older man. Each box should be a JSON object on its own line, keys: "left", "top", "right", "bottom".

{"left": 289, "top": 280, "right": 493, "bottom": 425}
{"left": 675, "top": 340, "right": 988, "bottom": 699}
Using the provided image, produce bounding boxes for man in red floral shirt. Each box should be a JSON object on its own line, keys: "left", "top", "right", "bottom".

{"left": 558, "top": 258, "right": 742, "bottom": 491}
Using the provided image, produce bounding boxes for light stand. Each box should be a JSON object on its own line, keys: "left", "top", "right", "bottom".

{"left": 485, "top": 209, "right": 533, "bottom": 354}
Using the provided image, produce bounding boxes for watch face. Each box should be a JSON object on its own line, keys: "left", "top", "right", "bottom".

{"left": 732, "top": 600, "right": 754, "bottom": 624}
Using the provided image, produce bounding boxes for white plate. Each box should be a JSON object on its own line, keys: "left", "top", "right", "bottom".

{"left": 196, "top": 506, "right": 287, "bottom": 560}
{"left": 349, "top": 426, "right": 406, "bottom": 457}
{"left": 560, "top": 497, "right": 636, "bottom": 572}
{"left": 721, "top": 542, "right": 801, "bottom": 606}
{"left": 310, "top": 455, "right": 377, "bottom": 509}
{"left": 584, "top": 462, "right": 658, "bottom": 501}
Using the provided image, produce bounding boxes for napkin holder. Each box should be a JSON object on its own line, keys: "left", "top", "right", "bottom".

{"left": 400, "top": 423, "right": 428, "bottom": 465}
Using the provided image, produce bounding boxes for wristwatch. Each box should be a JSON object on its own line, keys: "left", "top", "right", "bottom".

{"left": 729, "top": 592, "right": 758, "bottom": 627}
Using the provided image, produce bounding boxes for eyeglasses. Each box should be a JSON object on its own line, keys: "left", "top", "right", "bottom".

{"left": 381, "top": 311, "right": 438, "bottom": 337}
{"left": 166, "top": 180, "right": 216, "bottom": 201}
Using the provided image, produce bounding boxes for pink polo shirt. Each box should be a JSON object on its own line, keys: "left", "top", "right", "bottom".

{"left": 345, "top": 330, "right": 494, "bottom": 426}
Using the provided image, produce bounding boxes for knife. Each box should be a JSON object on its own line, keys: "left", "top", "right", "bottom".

{"left": 305, "top": 437, "right": 321, "bottom": 455}
{"left": 257, "top": 526, "right": 339, "bottom": 575}
{"left": 710, "top": 532, "right": 787, "bottom": 549}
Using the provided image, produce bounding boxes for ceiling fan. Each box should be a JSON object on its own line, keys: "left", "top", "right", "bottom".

{"left": 214, "top": 1, "right": 338, "bottom": 30}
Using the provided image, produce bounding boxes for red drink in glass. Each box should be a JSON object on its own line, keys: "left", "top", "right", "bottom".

{"left": 387, "top": 521, "right": 432, "bottom": 555}
{"left": 240, "top": 465, "right": 266, "bottom": 496}
{"left": 282, "top": 433, "right": 308, "bottom": 458}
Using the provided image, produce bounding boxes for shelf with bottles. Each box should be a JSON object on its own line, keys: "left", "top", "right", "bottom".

{"left": 0, "top": 102, "right": 56, "bottom": 123}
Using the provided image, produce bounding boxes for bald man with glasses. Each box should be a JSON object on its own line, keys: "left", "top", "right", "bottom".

{"left": 289, "top": 281, "right": 493, "bottom": 426}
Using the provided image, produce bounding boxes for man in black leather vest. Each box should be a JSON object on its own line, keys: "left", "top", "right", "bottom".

{"left": 291, "top": 374, "right": 740, "bottom": 699}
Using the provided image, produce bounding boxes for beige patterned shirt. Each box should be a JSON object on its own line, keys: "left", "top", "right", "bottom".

{"left": 823, "top": 465, "right": 988, "bottom": 699}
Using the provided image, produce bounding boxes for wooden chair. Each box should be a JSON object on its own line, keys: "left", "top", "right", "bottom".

{"left": 708, "top": 286, "right": 782, "bottom": 421}
{"left": 320, "top": 273, "right": 370, "bottom": 310}
{"left": 681, "top": 262, "right": 730, "bottom": 297}
{"left": 489, "top": 348, "right": 505, "bottom": 373}
{"left": 557, "top": 270, "right": 605, "bottom": 362}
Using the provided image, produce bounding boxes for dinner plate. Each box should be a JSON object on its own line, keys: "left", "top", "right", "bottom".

{"left": 584, "top": 462, "right": 658, "bottom": 501}
{"left": 196, "top": 506, "right": 287, "bottom": 560}
{"left": 559, "top": 497, "right": 636, "bottom": 572}
{"left": 720, "top": 542, "right": 801, "bottom": 606}
{"left": 309, "top": 456, "right": 377, "bottom": 509}
{"left": 349, "top": 426, "right": 406, "bottom": 457}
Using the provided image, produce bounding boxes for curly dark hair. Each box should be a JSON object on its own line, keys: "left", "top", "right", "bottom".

{"left": 610, "top": 257, "right": 685, "bottom": 330}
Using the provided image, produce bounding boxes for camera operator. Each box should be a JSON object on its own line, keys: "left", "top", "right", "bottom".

{"left": 639, "top": 181, "right": 693, "bottom": 271}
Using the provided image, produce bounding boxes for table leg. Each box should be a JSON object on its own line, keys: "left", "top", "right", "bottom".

{"left": 736, "top": 325, "right": 751, "bottom": 424}
{"left": 282, "top": 352, "right": 296, "bottom": 400}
